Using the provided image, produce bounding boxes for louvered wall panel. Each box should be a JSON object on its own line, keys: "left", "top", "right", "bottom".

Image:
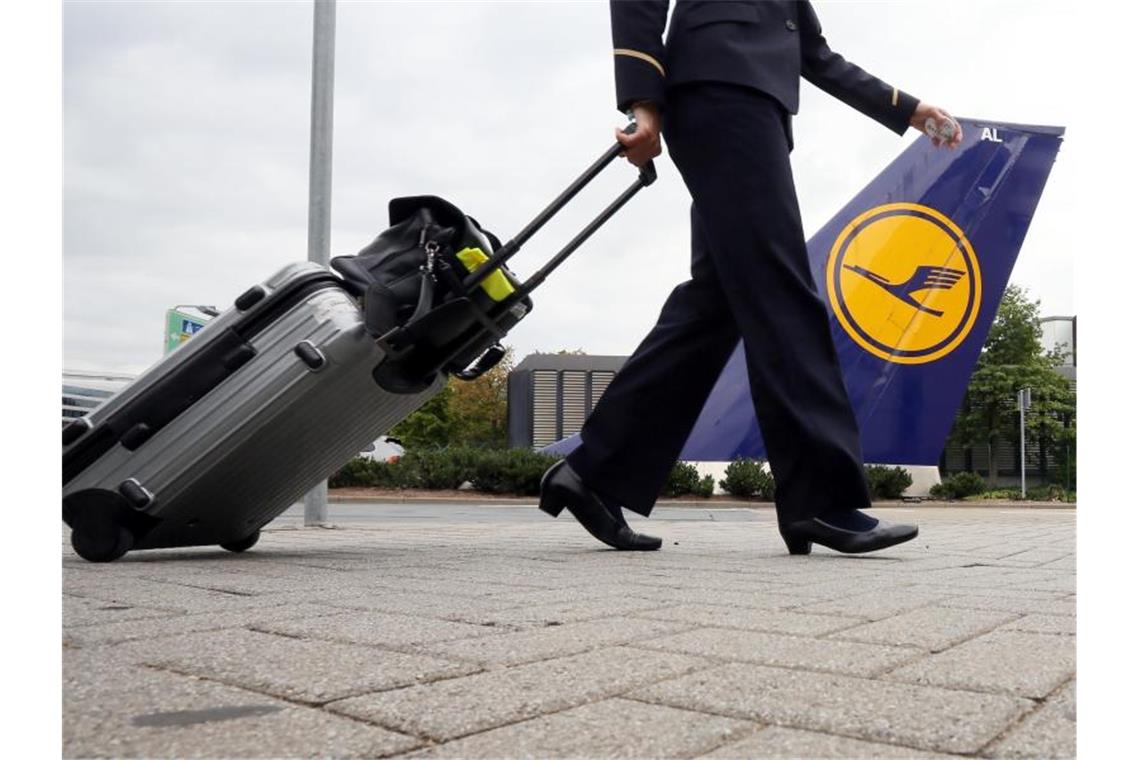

{"left": 532, "top": 371, "right": 559, "bottom": 447}
{"left": 560, "top": 371, "right": 587, "bottom": 438}
{"left": 589, "top": 371, "right": 614, "bottom": 411}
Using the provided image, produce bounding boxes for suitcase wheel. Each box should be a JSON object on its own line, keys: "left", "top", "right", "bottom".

{"left": 70, "top": 523, "right": 134, "bottom": 563}
{"left": 220, "top": 530, "right": 261, "bottom": 554}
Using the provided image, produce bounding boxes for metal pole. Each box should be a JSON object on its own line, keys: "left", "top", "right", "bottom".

{"left": 303, "top": 0, "right": 336, "bottom": 526}
{"left": 1019, "top": 389, "right": 1027, "bottom": 499}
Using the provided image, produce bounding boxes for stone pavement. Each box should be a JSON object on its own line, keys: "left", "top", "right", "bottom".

{"left": 62, "top": 506, "right": 1076, "bottom": 758}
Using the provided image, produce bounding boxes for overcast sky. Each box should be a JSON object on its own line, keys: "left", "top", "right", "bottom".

{"left": 63, "top": 0, "right": 1075, "bottom": 374}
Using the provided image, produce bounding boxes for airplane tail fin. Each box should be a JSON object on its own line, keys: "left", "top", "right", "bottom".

{"left": 545, "top": 119, "right": 1064, "bottom": 468}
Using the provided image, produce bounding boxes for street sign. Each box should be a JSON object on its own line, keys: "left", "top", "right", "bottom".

{"left": 164, "top": 309, "right": 208, "bottom": 354}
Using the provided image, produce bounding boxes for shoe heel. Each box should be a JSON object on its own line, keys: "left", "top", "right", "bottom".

{"left": 539, "top": 491, "right": 565, "bottom": 518}
{"left": 538, "top": 465, "right": 565, "bottom": 518}
{"left": 781, "top": 531, "right": 812, "bottom": 556}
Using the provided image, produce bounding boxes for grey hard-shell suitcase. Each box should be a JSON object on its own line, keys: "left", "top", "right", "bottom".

{"left": 61, "top": 130, "right": 655, "bottom": 562}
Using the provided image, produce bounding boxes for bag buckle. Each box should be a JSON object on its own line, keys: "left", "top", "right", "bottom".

{"left": 421, "top": 240, "right": 440, "bottom": 282}
{"left": 375, "top": 326, "right": 414, "bottom": 360}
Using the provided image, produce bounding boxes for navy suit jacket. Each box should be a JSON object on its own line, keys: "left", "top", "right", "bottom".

{"left": 611, "top": 0, "right": 919, "bottom": 137}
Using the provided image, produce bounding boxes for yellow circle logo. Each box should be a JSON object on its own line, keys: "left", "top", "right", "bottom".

{"left": 826, "top": 203, "right": 981, "bottom": 364}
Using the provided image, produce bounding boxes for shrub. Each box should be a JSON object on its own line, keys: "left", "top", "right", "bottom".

{"left": 470, "top": 449, "right": 562, "bottom": 495}
{"left": 662, "top": 462, "right": 702, "bottom": 497}
{"left": 329, "top": 455, "right": 420, "bottom": 489}
{"left": 864, "top": 465, "right": 913, "bottom": 500}
{"left": 1022, "top": 484, "right": 1073, "bottom": 503}
{"left": 329, "top": 457, "right": 382, "bottom": 488}
{"left": 401, "top": 447, "right": 480, "bottom": 490}
{"left": 697, "top": 474, "right": 715, "bottom": 498}
{"left": 929, "top": 471, "right": 986, "bottom": 500}
{"left": 968, "top": 488, "right": 1021, "bottom": 501}
{"left": 719, "top": 459, "right": 775, "bottom": 500}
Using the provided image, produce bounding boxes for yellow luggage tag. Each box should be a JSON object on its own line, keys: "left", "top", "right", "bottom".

{"left": 455, "top": 247, "right": 517, "bottom": 302}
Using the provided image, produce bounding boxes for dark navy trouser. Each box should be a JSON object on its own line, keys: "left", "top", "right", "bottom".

{"left": 567, "top": 82, "right": 872, "bottom": 525}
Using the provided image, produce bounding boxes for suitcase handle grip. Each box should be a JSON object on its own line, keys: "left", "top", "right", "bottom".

{"left": 460, "top": 122, "right": 656, "bottom": 293}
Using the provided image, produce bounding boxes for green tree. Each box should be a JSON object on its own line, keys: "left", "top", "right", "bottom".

{"left": 448, "top": 346, "right": 514, "bottom": 448}
{"left": 389, "top": 386, "right": 454, "bottom": 449}
{"left": 389, "top": 347, "right": 516, "bottom": 451}
{"left": 948, "top": 285, "right": 1075, "bottom": 486}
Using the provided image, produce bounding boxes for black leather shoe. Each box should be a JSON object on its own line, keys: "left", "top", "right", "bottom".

{"left": 539, "top": 461, "right": 662, "bottom": 551}
{"left": 779, "top": 513, "right": 918, "bottom": 555}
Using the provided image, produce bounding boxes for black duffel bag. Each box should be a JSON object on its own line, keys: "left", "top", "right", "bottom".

{"left": 332, "top": 196, "right": 532, "bottom": 390}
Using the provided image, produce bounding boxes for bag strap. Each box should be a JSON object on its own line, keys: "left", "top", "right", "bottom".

{"left": 364, "top": 247, "right": 438, "bottom": 340}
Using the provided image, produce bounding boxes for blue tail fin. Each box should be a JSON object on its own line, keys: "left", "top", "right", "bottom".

{"left": 546, "top": 119, "right": 1064, "bottom": 466}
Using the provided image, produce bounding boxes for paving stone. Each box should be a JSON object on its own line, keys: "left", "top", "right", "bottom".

{"left": 700, "top": 725, "right": 957, "bottom": 758}
{"left": 998, "top": 614, "right": 1076, "bottom": 636}
{"left": 626, "top": 586, "right": 805, "bottom": 610}
{"left": 907, "top": 584, "right": 1065, "bottom": 602}
{"left": 63, "top": 603, "right": 342, "bottom": 647}
{"left": 62, "top": 577, "right": 291, "bottom": 613}
{"left": 632, "top": 662, "right": 1032, "bottom": 754}
{"left": 63, "top": 648, "right": 419, "bottom": 758}
{"left": 460, "top": 597, "right": 673, "bottom": 628}
{"left": 363, "top": 574, "right": 534, "bottom": 598}
{"left": 480, "top": 584, "right": 663, "bottom": 607}
{"left": 991, "top": 549, "right": 1074, "bottom": 568}
{"left": 409, "top": 697, "right": 756, "bottom": 758}
{"left": 634, "top": 603, "right": 860, "bottom": 636}
{"left": 886, "top": 630, "right": 1075, "bottom": 699}
{"left": 792, "top": 589, "right": 954, "bottom": 621}
{"left": 315, "top": 589, "right": 522, "bottom": 624}
{"left": 940, "top": 595, "right": 1076, "bottom": 617}
{"left": 907, "top": 566, "right": 1030, "bottom": 589}
{"left": 416, "top": 617, "right": 693, "bottom": 667}
{"left": 136, "top": 569, "right": 347, "bottom": 596}
{"left": 328, "top": 646, "right": 711, "bottom": 741}
{"left": 63, "top": 595, "right": 180, "bottom": 628}
{"left": 830, "top": 606, "right": 1019, "bottom": 652}
{"left": 118, "top": 628, "right": 480, "bottom": 704}
{"left": 252, "top": 609, "right": 497, "bottom": 649}
{"left": 1038, "top": 556, "right": 1076, "bottom": 571}
{"left": 373, "top": 567, "right": 561, "bottom": 590}
{"left": 634, "top": 627, "right": 918, "bottom": 677}
{"left": 986, "top": 681, "right": 1075, "bottom": 758}
{"left": 779, "top": 576, "right": 919, "bottom": 602}
{"left": 1002, "top": 574, "right": 1076, "bottom": 594}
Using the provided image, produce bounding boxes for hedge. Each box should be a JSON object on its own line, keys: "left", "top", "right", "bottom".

{"left": 719, "top": 459, "right": 776, "bottom": 500}
{"left": 469, "top": 449, "right": 562, "bottom": 495}
{"left": 662, "top": 462, "right": 713, "bottom": 498}
{"left": 864, "top": 465, "right": 913, "bottom": 500}
{"left": 331, "top": 448, "right": 560, "bottom": 495}
{"left": 929, "top": 471, "right": 987, "bottom": 500}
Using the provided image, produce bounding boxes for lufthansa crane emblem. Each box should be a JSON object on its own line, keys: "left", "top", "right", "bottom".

{"left": 825, "top": 203, "right": 982, "bottom": 364}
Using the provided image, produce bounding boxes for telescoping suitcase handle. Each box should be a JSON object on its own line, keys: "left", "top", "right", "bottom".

{"left": 460, "top": 122, "right": 657, "bottom": 299}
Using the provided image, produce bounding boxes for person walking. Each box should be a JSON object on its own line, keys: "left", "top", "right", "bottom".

{"left": 539, "top": 0, "right": 962, "bottom": 554}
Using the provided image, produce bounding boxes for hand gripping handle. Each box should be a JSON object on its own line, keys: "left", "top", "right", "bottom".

{"left": 460, "top": 121, "right": 657, "bottom": 295}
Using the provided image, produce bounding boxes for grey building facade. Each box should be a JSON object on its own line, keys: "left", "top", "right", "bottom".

{"left": 507, "top": 354, "right": 627, "bottom": 450}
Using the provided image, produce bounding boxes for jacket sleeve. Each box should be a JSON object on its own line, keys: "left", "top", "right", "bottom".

{"left": 610, "top": 0, "right": 669, "bottom": 113}
{"left": 798, "top": 1, "right": 918, "bottom": 135}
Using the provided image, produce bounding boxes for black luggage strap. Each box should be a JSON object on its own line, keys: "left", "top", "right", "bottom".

{"left": 374, "top": 247, "right": 510, "bottom": 360}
